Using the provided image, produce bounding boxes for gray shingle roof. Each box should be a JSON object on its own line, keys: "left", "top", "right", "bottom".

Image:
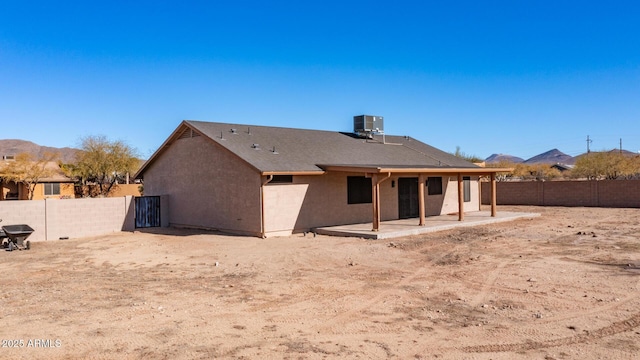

{"left": 185, "top": 120, "right": 478, "bottom": 173}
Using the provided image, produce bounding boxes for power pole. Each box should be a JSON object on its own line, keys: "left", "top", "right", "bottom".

{"left": 586, "top": 135, "right": 592, "bottom": 153}
{"left": 620, "top": 138, "right": 623, "bottom": 154}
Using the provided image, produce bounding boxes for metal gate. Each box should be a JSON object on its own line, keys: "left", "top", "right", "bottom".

{"left": 135, "top": 196, "right": 161, "bottom": 228}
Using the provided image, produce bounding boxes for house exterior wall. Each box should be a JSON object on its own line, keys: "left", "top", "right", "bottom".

{"left": 109, "top": 184, "right": 142, "bottom": 197}
{"left": 262, "top": 173, "right": 481, "bottom": 236}
{"left": 425, "top": 177, "right": 448, "bottom": 216}
{"left": 263, "top": 172, "right": 399, "bottom": 236}
{"left": 438, "top": 176, "right": 481, "bottom": 215}
{"left": 0, "top": 182, "right": 74, "bottom": 200}
{"left": 76, "top": 184, "right": 142, "bottom": 198}
{"left": 0, "top": 180, "right": 19, "bottom": 200}
{"left": 31, "top": 183, "right": 75, "bottom": 200}
{"left": 142, "top": 135, "right": 262, "bottom": 235}
{"left": 262, "top": 183, "right": 309, "bottom": 237}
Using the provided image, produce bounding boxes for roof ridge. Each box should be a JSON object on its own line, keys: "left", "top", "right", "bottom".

{"left": 399, "top": 137, "right": 454, "bottom": 166}
{"left": 185, "top": 120, "right": 344, "bottom": 135}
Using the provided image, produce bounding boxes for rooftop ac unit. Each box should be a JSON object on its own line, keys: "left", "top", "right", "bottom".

{"left": 354, "top": 115, "right": 384, "bottom": 134}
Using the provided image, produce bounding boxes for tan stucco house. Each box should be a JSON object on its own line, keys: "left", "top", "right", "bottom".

{"left": 0, "top": 161, "right": 75, "bottom": 200}
{"left": 136, "top": 119, "right": 505, "bottom": 237}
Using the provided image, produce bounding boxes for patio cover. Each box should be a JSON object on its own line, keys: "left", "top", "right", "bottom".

{"left": 315, "top": 164, "right": 512, "bottom": 232}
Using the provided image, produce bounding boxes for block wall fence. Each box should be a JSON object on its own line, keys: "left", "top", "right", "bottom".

{"left": 481, "top": 180, "right": 640, "bottom": 208}
{"left": 0, "top": 196, "right": 136, "bottom": 242}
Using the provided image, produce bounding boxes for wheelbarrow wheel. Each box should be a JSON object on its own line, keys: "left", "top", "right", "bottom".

{"left": 7, "top": 242, "right": 14, "bottom": 252}
{"left": 25, "top": 240, "right": 30, "bottom": 250}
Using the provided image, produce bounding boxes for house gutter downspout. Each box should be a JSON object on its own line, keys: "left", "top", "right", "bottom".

{"left": 260, "top": 175, "right": 273, "bottom": 238}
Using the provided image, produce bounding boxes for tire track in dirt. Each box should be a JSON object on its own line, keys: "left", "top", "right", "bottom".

{"left": 249, "top": 284, "right": 358, "bottom": 317}
{"left": 321, "top": 321, "right": 400, "bottom": 336}
{"left": 264, "top": 241, "right": 466, "bottom": 335}
{"left": 309, "top": 244, "right": 472, "bottom": 338}
{"left": 264, "top": 316, "right": 309, "bottom": 325}
{"left": 312, "top": 266, "right": 427, "bottom": 334}
{"left": 468, "top": 260, "right": 511, "bottom": 307}
{"left": 537, "top": 292, "right": 640, "bottom": 324}
{"left": 462, "top": 311, "right": 640, "bottom": 353}
{"left": 403, "top": 249, "right": 640, "bottom": 358}
{"left": 448, "top": 257, "right": 640, "bottom": 324}
{"left": 406, "top": 306, "right": 640, "bottom": 357}
{"left": 447, "top": 272, "right": 600, "bottom": 312}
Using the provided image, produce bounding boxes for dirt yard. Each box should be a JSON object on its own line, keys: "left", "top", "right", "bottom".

{"left": 1, "top": 206, "right": 639, "bottom": 359}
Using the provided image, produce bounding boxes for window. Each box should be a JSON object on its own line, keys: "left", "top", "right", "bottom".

{"left": 44, "top": 183, "right": 61, "bottom": 196}
{"left": 270, "top": 175, "right": 293, "bottom": 183}
{"left": 427, "top": 177, "right": 443, "bottom": 195}
{"left": 463, "top": 176, "right": 471, "bottom": 202}
{"left": 347, "top": 176, "right": 372, "bottom": 204}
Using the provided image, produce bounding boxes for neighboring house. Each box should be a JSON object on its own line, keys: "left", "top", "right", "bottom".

{"left": 551, "top": 163, "right": 574, "bottom": 172}
{"left": 135, "top": 118, "right": 506, "bottom": 237}
{"left": 0, "top": 161, "right": 75, "bottom": 200}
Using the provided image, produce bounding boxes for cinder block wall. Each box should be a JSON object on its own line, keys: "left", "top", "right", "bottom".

{"left": 0, "top": 200, "right": 47, "bottom": 241}
{"left": 45, "top": 197, "right": 133, "bottom": 240}
{"left": 597, "top": 181, "right": 640, "bottom": 207}
{"left": 0, "top": 196, "right": 135, "bottom": 242}
{"left": 481, "top": 180, "right": 640, "bottom": 208}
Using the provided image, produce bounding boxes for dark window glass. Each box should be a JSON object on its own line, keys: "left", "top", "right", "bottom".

{"left": 271, "top": 175, "right": 293, "bottom": 183}
{"left": 463, "top": 176, "right": 471, "bottom": 202}
{"left": 427, "top": 177, "right": 443, "bottom": 195}
{"left": 347, "top": 176, "right": 372, "bottom": 204}
{"left": 44, "top": 183, "right": 61, "bottom": 195}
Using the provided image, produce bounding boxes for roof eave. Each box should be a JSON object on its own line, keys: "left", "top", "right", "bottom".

{"left": 319, "top": 165, "right": 513, "bottom": 175}
{"left": 261, "top": 170, "right": 326, "bottom": 176}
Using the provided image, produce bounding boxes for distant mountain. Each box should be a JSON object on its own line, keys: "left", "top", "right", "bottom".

{"left": 485, "top": 148, "right": 639, "bottom": 167}
{"left": 485, "top": 153, "right": 525, "bottom": 164}
{"left": 607, "top": 149, "right": 638, "bottom": 157}
{"left": 524, "top": 148, "right": 574, "bottom": 165}
{"left": 572, "top": 149, "right": 640, "bottom": 162}
{"left": 0, "top": 139, "right": 79, "bottom": 163}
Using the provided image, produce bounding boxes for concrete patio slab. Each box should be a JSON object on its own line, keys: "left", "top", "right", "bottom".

{"left": 314, "top": 211, "right": 541, "bottom": 240}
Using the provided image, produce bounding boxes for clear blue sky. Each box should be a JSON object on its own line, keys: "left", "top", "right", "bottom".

{"left": 1, "top": 1, "right": 639, "bottom": 160}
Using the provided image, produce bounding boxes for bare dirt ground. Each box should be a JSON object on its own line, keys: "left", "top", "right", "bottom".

{"left": 1, "top": 205, "right": 640, "bottom": 359}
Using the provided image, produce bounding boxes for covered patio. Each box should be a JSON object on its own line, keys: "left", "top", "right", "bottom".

{"left": 314, "top": 210, "right": 540, "bottom": 240}
{"left": 320, "top": 165, "right": 512, "bottom": 232}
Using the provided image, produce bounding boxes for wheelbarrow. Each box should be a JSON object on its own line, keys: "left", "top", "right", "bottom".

{"left": 1, "top": 224, "right": 34, "bottom": 251}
